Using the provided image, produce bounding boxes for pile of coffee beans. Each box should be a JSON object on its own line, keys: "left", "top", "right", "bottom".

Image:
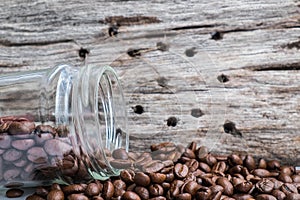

{"left": 0, "top": 116, "right": 120, "bottom": 185}
{"left": 17, "top": 141, "right": 300, "bottom": 200}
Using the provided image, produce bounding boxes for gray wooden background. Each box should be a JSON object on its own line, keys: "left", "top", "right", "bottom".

{"left": 1, "top": 0, "right": 300, "bottom": 164}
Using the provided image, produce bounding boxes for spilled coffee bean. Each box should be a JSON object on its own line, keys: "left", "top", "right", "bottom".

{"left": 20, "top": 140, "right": 300, "bottom": 199}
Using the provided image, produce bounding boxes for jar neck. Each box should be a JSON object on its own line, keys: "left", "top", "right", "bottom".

{"left": 72, "top": 65, "right": 128, "bottom": 176}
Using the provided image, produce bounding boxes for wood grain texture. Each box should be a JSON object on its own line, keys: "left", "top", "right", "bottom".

{"left": 1, "top": 0, "right": 300, "bottom": 164}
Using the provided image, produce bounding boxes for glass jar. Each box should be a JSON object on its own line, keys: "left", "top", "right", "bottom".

{"left": 0, "top": 65, "right": 128, "bottom": 188}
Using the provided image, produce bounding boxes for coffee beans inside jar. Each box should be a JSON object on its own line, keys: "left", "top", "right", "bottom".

{"left": 15, "top": 140, "right": 300, "bottom": 200}
{"left": 0, "top": 116, "right": 128, "bottom": 187}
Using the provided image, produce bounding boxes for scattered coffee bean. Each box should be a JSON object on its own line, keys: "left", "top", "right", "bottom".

{"left": 5, "top": 188, "right": 24, "bottom": 198}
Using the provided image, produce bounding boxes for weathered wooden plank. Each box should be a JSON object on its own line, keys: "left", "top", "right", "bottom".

{"left": 0, "top": 0, "right": 300, "bottom": 164}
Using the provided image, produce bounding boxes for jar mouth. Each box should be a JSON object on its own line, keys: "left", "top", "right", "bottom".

{"left": 73, "top": 65, "right": 128, "bottom": 177}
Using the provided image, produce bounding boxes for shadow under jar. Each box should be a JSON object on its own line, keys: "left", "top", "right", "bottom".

{"left": 0, "top": 65, "right": 128, "bottom": 188}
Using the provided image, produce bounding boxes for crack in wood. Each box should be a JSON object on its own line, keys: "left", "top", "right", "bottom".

{"left": 0, "top": 39, "right": 75, "bottom": 47}
{"left": 245, "top": 62, "right": 300, "bottom": 71}
{"left": 104, "top": 15, "right": 161, "bottom": 26}
{"left": 282, "top": 40, "right": 300, "bottom": 49}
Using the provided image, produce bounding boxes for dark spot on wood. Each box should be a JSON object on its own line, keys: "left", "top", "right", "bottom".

{"left": 78, "top": 48, "right": 89, "bottom": 59}
{"left": 223, "top": 120, "right": 242, "bottom": 137}
{"left": 211, "top": 31, "right": 223, "bottom": 40}
{"left": 127, "top": 48, "right": 142, "bottom": 57}
{"left": 108, "top": 25, "right": 119, "bottom": 37}
{"left": 167, "top": 116, "right": 178, "bottom": 127}
{"left": 191, "top": 108, "right": 204, "bottom": 118}
{"left": 217, "top": 74, "right": 229, "bottom": 83}
{"left": 185, "top": 47, "right": 197, "bottom": 57}
{"left": 132, "top": 105, "right": 144, "bottom": 114}
{"left": 105, "top": 15, "right": 161, "bottom": 26}
{"left": 246, "top": 62, "right": 300, "bottom": 71}
{"left": 156, "top": 76, "right": 168, "bottom": 87}
{"left": 116, "top": 128, "right": 123, "bottom": 135}
{"left": 283, "top": 40, "right": 300, "bottom": 49}
{"left": 127, "top": 48, "right": 151, "bottom": 57}
{"left": 156, "top": 42, "right": 169, "bottom": 51}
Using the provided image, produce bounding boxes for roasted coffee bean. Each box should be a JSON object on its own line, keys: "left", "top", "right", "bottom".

{"left": 122, "top": 191, "right": 141, "bottom": 200}
{"left": 258, "top": 158, "right": 267, "bottom": 169}
{"left": 278, "top": 173, "right": 293, "bottom": 183}
{"left": 203, "top": 154, "right": 217, "bottom": 167}
{"left": 232, "top": 194, "right": 254, "bottom": 200}
{"left": 271, "top": 189, "right": 286, "bottom": 200}
{"left": 85, "top": 182, "right": 101, "bottom": 196}
{"left": 212, "top": 161, "right": 227, "bottom": 175}
{"left": 198, "top": 162, "right": 211, "bottom": 173}
{"left": 102, "top": 181, "right": 115, "bottom": 199}
{"left": 149, "top": 184, "right": 164, "bottom": 197}
{"left": 292, "top": 174, "right": 300, "bottom": 182}
{"left": 182, "top": 180, "right": 200, "bottom": 196}
{"left": 27, "top": 147, "right": 47, "bottom": 164}
{"left": 142, "top": 160, "right": 165, "bottom": 173}
{"left": 44, "top": 139, "right": 72, "bottom": 156}
{"left": 62, "top": 184, "right": 86, "bottom": 194}
{"left": 280, "top": 183, "right": 298, "bottom": 195}
{"left": 149, "top": 172, "right": 166, "bottom": 184}
{"left": 12, "top": 139, "right": 35, "bottom": 151}
{"left": 26, "top": 194, "right": 46, "bottom": 200}
{"left": 51, "top": 183, "right": 62, "bottom": 191}
{"left": 256, "top": 178, "right": 274, "bottom": 193}
{"left": 175, "top": 193, "right": 192, "bottom": 200}
{"left": 281, "top": 166, "right": 295, "bottom": 176}
{"left": 110, "top": 159, "right": 132, "bottom": 169}
{"left": 92, "top": 197, "right": 104, "bottom": 200}
{"left": 5, "top": 188, "right": 24, "bottom": 198}
{"left": 188, "top": 141, "right": 197, "bottom": 152}
{"left": 151, "top": 142, "right": 175, "bottom": 152}
{"left": 285, "top": 193, "right": 300, "bottom": 200}
{"left": 4, "top": 169, "right": 21, "bottom": 181}
{"left": 112, "top": 148, "right": 128, "bottom": 160}
{"left": 149, "top": 197, "right": 166, "bottom": 200}
{"left": 113, "top": 179, "right": 126, "bottom": 197}
{"left": 8, "top": 121, "right": 35, "bottom": 135}
{"left": 183, "top": 148, "right": 196, "bottom": 159}
{"left": 161, "top": 182, "right": 171, "bottom": 190}
{"left": 235, "top": 181, "right": 253, "bottom": 193}
{"left": 243, "top": 155, "right": 256, "bottom": 171}
{"left": 35, "top": 186, "right": 49, "bottom": 197}
{"left": 201, "top": 176, "right": 215, "bottom": 187}
{"left": 134, "top": 186, "right": 149, "bottom": 200}
{"left": 267, "top": 160, "right": 281, "bottom": 170}
{"left": 195, "top": 187, "right": 211, "bottom": 200}
{"left": 67, "top": 194, "right": 89, "bottom": 200}
{"left": 127, "top": 183, "right": 136, "bottom": 191}
{"left": 216, "top": 177, "right": 233, "bottom": 196}
{"left": 134, "top": 154, "right": 152, "bottom": 169}
{"left": 170, "top": 180, "right": 184, "bottom": 197}
{"left": 134, "top": 172, "right": 150, "bottom": 187}
{"left": 165, "top": 172, "right": 175, "bottom": 182}
{"left": 3, "top": 149, "right": 23, "bottom": 162}
{"left": 252, "top": 169, "right": 278, "bottom": 178}
{"left": 210, "top": 184, "right": 224, "bottom": 194}
{"left": 228, "top": 165, "right": 243, "bottom": 175}
{"left": 47, "top": 189, "right": 64, "bottom": 200}
{"left": 174, "top": 163, "right": 189, "bottom": 178}
{"left": 228, "top": 154, "right": 243, "bottom": 166}
{"left": 120, "top": 169, "right": 135, "bottom": 183}
{"left": 195, "top": 146, "right": 208, "bottom": 160}
{"left": 256, "top": 194, "right": 276, "bottom": 200}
